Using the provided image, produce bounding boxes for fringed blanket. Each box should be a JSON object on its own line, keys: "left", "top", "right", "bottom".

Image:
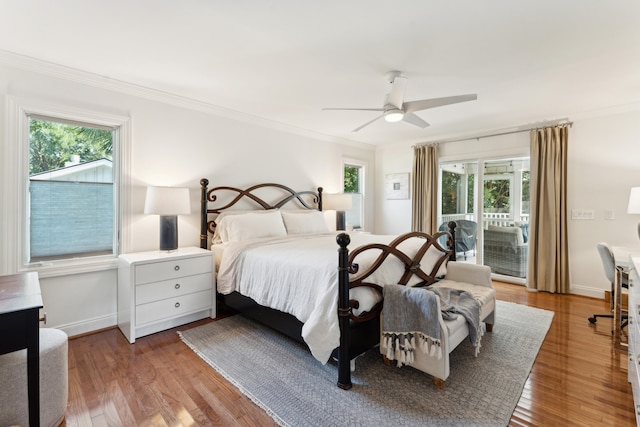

{"left": 382, "top": 284, "right": 482, "bottom": 367}
{"left": 382, "top": 284, "right": 443, "bottom": 367}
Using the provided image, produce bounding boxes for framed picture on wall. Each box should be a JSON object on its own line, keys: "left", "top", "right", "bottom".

{"left": 385, "top": 172, "right": 410, "bottom": 200}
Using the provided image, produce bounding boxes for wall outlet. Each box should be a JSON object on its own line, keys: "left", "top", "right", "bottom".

{"left": 605, "top": 209, "right": 615, "bottom": 220}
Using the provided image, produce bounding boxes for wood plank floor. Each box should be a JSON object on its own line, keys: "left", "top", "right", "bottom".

{"left": 61, "top": 282, "right": 636, "bottom": 426}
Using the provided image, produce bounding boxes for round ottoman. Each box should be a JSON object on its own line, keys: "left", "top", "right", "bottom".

{"left": 0, "top": 328, "right": 68, "bottom": 427}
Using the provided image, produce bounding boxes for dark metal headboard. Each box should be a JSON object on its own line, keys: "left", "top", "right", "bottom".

{"left": 199, "top": 178, "right": 323, "bottom": 249}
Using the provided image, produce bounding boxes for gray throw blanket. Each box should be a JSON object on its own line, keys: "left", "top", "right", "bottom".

{"left": 382, "top": 284, "right": 443, "bottom": 367}
{"left": 430, "top": 286, "right": 482, "bottom": 356}
{"left": 382, "top": 284, "right": 482, "bottom": 367}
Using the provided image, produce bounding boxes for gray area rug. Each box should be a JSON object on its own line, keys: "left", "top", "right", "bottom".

{"left": 178, "top": 300, "right": 553, "bottom": 427}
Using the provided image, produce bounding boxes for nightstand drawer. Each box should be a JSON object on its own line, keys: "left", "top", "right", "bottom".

{"left": 135, "top": 256, "right": 212, "bottom": 285}
{"left": 136, "top": 289, "right": 213, "bottom": 325}
{"left": 135, "top": 273, "right": 212, "bottom": 305}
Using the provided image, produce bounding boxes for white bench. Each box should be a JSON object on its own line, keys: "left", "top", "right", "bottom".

{"left": 380, "top": 262, "right": 496, "bottom": 388}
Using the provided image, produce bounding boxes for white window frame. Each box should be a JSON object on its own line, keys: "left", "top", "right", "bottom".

{"left": 2, "top": 96, "right": 132, "bottom": 278}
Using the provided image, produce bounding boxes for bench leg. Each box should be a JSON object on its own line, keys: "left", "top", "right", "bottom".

{"left": 486, "top": 323, "right": 494, "bottom": 332}
{"left": 433, "top": 377, "right": 446, "bottom": 389}
{"left": 382, "top": 355, "right": 393, "bottom": 366}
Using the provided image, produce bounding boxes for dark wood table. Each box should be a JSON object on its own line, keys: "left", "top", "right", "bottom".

{"left": 0, "top": 272, "right": 43, "bottom": 427}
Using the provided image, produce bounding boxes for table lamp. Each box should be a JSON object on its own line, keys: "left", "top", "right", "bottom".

{"left": 324, "top": 193, "right": 353, "bottom": 231}
{"left": 144, "top": 186, "right": 191, "bottom": 251}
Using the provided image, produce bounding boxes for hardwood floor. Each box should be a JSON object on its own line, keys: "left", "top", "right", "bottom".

{"left": 61, "top": 282, "right": 636, "bottom": 426}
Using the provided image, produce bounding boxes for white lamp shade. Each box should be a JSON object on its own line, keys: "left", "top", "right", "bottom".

{"left": 628, "top": 187, "right": 640, "bottom": 214}
{"left": 324, "top": 193, "right": 353, "bottom": 211}
{"left": 144, "top": 186, "right": 191, "bottom": 215}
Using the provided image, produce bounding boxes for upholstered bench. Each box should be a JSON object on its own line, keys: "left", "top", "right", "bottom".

{"left": 0, "top": 328, "right": 68, "bottom": 427}
{"left": 380, "top": 261, "right": 496, "bottom": 388}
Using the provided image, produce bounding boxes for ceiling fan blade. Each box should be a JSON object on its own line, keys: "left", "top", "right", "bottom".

{"left": 352, "top": 113, "right": 385, "bottom": 132}
{"left": 404, "top": 94, "right": 477, "bottom": 113}
{"left": 402, "top": 112, "right": 430, "bottom": 128}
{"left": 322, "top": 107, "right": 384, "bottom": 112}
{"left": 387, "top": 76, "right": 408, "bottom": 109}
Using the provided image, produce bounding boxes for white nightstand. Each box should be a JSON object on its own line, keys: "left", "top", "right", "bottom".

{"left": 117, "top": 246, "right": 215, "bottom": 343}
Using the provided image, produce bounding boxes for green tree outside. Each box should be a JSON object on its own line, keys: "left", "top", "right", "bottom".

{"left": 344, "top": 165, "right": 359, "bottom": 193}
{"left": 29, "top": 118, "right": 112, "bottom": 175}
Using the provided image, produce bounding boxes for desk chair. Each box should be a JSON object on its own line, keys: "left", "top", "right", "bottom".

{"left": 588, "top": 242, "right": 628, "bottom": 330}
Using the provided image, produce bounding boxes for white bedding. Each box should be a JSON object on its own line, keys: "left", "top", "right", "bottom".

{"left": 215, "top": 232, "right": 448, "bottom": 364}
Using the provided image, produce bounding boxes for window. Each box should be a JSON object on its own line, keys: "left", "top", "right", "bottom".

{"left": 3, "top": 97, "right": 131, "bottom": 276}
{"left": 29, "top": 116, "right": 115, "bottom": 261}
{"left": 343, "top": 160, "right": 365, "bottom": 230}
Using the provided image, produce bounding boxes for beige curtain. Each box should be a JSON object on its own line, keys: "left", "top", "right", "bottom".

{"left": 412, "top": 144, "right": 439, "bottom": 233}
{"left": 527, "top": 125, "right": 570, "bottom": 293}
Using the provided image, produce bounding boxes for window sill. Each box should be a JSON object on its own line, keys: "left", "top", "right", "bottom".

{"left": 22, "top": 256, "right": 118, "bottom": 278}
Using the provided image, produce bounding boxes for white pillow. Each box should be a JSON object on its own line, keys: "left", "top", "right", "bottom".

{"left": 217, "top": 211, "right": 287, "bottom": 243}
{"left": 396, "top": 239, "right": 448, "bottom": 285}
{"left": 420, "top": 245, "right": 448, "bottom": 278}
{"left": 281, "top": 210, "right": 330, "bottom": 235}
{"left": 212, "top": 210, "right": 278, "bottom": 243}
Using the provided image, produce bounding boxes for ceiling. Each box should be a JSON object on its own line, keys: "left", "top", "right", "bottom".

{"left": 1, "top": 1, "right": 639, "bottom": 146}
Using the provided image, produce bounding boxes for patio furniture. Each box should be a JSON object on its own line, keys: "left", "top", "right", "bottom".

{"left": 483, "top": 225, "right": 528, "bottom": 277}
{"left": 439, "top": 219, "right": 477, "bottom": 260}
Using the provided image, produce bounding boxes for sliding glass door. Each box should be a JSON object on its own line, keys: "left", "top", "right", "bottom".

{"left": 439, "top": 157, "right": 530, "bottom": 282}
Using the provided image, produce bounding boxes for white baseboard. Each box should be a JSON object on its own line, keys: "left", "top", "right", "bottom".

{"left": 570, "top": 284, "right": 605, "bottom": 299}
{"left": 51, "top": 314, "right": 117, "bottom": 338}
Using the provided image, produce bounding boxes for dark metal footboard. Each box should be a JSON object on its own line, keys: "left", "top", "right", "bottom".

{"left": 335, "top": 223, "right": 456, "bottom": 389}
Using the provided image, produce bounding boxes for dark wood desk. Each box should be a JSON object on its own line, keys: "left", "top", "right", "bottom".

{"left": 0, "top": 272, "right": 43, "bottom": 427}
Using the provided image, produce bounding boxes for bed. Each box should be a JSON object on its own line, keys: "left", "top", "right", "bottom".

{"left": 199, "top": 178, "right": 458, "bottom": 389}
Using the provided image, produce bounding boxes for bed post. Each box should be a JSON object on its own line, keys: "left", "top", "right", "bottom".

{"left": 336, "top": 232, "right": 352, "bottom": 390}
{"left": 200, "top": 178, "right": 209, "bottom": 249}
{"left": 447, "top": 220, "right": 457, "bottom": 262}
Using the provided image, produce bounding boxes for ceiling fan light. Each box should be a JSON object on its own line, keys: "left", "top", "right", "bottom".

{"left": 384, "top": 110, "right": 404, "bottom": 122}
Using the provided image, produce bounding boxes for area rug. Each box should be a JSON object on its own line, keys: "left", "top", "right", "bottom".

{"left": 178, "top": 300, "right": 553, "bottom": 427}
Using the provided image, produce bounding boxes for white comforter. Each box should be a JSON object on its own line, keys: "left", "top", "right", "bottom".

{"left": 216, "top": 232, "right": 446, "bottom": 364}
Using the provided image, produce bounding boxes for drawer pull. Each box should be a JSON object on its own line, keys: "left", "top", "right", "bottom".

{"left": 174, "top": 265, "right": 180, "bottom": 271}
{"left": 637, "top": 404, "right": 640, "bottom": 415}
{"left": 175, "top": 283, "right": 181, "bottom": 290}
{"left": 175, "top": 302, "right": 180, "bottom": 308}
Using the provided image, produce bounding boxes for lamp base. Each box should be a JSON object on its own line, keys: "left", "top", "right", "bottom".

{"left": 336, "top": 211, "right": 346, "bottom": 231}
{"left": 159, "top": 215, "right": 178, "bottom": 251}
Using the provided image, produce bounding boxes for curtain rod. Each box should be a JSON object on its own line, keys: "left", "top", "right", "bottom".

{"left": 413, "top": 119, "right": 573, "bottom": 148}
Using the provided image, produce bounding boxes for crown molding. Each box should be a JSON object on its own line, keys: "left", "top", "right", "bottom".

{"left": 0, "top": 49, "right": 373, "bottom": 150}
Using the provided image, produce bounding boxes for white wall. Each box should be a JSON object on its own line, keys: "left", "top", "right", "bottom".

{"left": 375, "top": 110, "right": 640, "bottom": 298}
{"left": 0, "top": 58, "right": 376, "bottom": 336}
{"left": 568, "top": 111, "right": 640, "bottom": 297}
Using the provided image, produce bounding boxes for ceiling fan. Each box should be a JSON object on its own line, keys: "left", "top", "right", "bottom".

{"left": 323, "top": 71, "right": 477, "bottom": 132}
